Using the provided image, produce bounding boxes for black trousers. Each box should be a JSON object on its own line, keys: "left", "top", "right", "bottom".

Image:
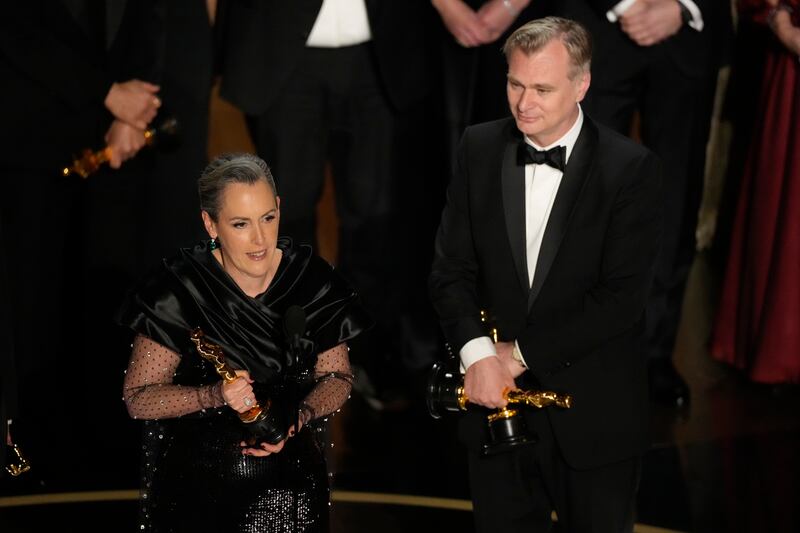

{"left": 246, "top": 43, "right": 402, "bottom": 384}
{"left": 0, "top": 214, "right": 17, "bottom": 473}
{"left": 582, "top": 44, "right": 718, "bottom": 363}
{"left": 468, "top": 410, "right": 641, "bottom": 533}
{"left": 0, "top": 168, "right": 86, "bottom": 485}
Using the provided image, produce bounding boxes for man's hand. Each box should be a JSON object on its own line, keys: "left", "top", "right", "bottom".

{"left": 464, "top": 355, "right": 516, "bottom": 408}
{"left": 432, "top": 0, "right": 492, "bottom": 47}
{"left": 105, "top": 120, "right": 147, "bottom": 169}
{"left": 495, "top": 341, "right": 527, "bottom": 379}
{"left": 620, "top": 0, "right": 683, "bottom": 47}
{"left": 104, "top": 79, "right": 161, "bottom": 130}
{"left": 477, "top": 0, "right": 526, "bottom": 44}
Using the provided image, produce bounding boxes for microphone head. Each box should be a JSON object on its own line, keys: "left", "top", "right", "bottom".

{"left": 284, "top": 305, "right": 306, "bottom": 338}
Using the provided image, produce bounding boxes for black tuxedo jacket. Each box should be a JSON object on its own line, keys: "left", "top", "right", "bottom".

{"left": 559, "top": 0, "right": 732, "bottom": 81}
{"left": 429, "top": 115, "right": 662, "bottom": 469}
{"left": 217, "top": 0, "right": 432, "bottom": 115}
{"left": 0, "top": 0, "right": 165, "bottom": 171}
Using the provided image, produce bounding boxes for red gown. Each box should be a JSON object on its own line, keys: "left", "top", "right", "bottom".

{"left": 711, "top": 1, "right": 800, "bottom": 384}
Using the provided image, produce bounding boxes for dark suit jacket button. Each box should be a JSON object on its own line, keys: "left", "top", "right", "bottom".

{"left": 564, "top": 361, "right": 571, "bottom": 368}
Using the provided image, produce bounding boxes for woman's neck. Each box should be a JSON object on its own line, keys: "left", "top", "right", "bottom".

{"left": 212, "top": 248, "right": 283, "bottom": 298}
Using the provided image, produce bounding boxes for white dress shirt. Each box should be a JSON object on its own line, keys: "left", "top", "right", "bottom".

{"left": 306, "top": 0, "right": 372, "bottom": 48}
{"left": 460, "top": 107, "right": 585, "bottom": 372}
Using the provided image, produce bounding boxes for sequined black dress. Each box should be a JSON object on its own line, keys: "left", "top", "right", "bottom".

{"left": 116, "top": 238, "right": 370, "bottom": 532}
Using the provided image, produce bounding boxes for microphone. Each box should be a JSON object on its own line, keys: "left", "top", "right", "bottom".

{"left": 283, "top": 305, "right": 306, "bottom": 368}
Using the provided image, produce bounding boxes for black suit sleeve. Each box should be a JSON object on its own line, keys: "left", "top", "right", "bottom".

{"left": 584, "top": 0, "right": 713, "bottom": 20}
{"left": 108, "top": 0, "right": 167, "bottom": 85}
{"left": 0, "top": 2, "right": 111, "bottom": 112}
{"left": 518, "top": 151, "right": 662, "bottom": 375}
{"left": 584, "top": 0, "right": 626, "bottom": 16}
{"left": 687, "top": 0, "right": 712, "bottom": 17}
{"left": 429, "top": 132, "right": 490, "bottom": 353}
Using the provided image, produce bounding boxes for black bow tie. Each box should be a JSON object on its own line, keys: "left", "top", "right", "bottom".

{"left": 517, "top": 143, "right": 567, "bottom": 172}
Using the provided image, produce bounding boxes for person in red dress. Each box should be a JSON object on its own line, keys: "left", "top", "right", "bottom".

{"left": 711, "top": 0, "right": 800, "bottom": 384}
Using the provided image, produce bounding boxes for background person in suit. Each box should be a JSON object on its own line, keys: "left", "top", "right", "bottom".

{"left": 0, "top": 0, "right": 163, "bottom": 487}
{"left": 218, "top": 0, "right": 436, "bottom": 405}
{"left": 0, "top": 218, "right": 17, "bottom": 479}
{"left": 429, "top": 17, "right": 661, "bottom": 532}
{"left": 556, "top": 0, "right": 733, "bottom": 407}
{"left": 137, "top": 0, "right": 216, "bottom": 269}
{"left": 431, "top": 0, "right": 555, "bottom": 177}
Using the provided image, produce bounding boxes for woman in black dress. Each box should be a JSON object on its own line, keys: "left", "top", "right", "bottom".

{"left": 117, "top": 153, "right": 370, "bottom": 532}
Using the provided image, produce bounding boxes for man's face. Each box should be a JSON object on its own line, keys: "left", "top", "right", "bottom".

{"left": 506, "top": 39, "right": 590, "bottom": 146}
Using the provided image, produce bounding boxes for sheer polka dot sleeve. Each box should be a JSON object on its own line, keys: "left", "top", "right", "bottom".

{"left": 299, "top": 343, "right": 354, "bottom": 424}
{"left": 123, "top": 335, "right": 225, "bottom": 420}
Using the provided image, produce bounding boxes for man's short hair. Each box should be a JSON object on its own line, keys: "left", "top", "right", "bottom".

{"left": 502, "top": 17, "right": 592, "bottom": 79}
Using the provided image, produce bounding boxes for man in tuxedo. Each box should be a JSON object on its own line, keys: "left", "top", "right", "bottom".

{"left": 429, "top": 17, "right": 661, "bottom": 532}
{"left": 218, "top": 0, "right": 435, "bottom": 402}
{"left": 431, "top": 0, "right": 555, "bottom": 176}
{"left": 556, "top": 0, "right": 733, "bottom": 406}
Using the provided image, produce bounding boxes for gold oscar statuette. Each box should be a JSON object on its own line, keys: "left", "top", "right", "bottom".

{"left": 61, "top": 116, "right": 179, "bottom": 179}
{"left": 426, "top": 309, "right": 572, "bottom": 454}
{"left": 190, "top": 328, "right": 288, "bottom": 444}
{"left": 5, "top": 443, "right": 31, "bottom": 477}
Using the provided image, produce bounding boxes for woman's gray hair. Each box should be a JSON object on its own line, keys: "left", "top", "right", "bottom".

{"left": 198, "top": 153, "right": 277, "bottom": 221}
{"left": 502, "top": 17, "right": 592, "bottom": 79}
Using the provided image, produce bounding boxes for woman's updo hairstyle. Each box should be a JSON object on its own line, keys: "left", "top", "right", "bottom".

{"left": 198, "top": 153, "right": 277, "bottom": 221}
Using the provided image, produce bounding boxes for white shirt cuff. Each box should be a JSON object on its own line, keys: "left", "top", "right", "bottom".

{"left": 606, "top": 0, "right": 637, "bottom": 23}
{"left": 513, "top": 340, "right": 529, "bottom": 369}
{"left": 677, "top": 0, "right": 704, "bottom": 31}
{"left": 606, "top": 0, "right": 703, "bottom": 31}
{"left": 459, "top": 336, "right": 497, "bottom": 374}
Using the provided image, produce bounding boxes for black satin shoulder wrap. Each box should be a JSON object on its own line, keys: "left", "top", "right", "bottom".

{"left": 116, "top": 238, "right": 372, "bottom": 384}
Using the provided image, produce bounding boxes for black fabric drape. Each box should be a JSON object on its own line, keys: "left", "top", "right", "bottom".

{"left": 116, "top": 238, "right": 372, "bottom": 384}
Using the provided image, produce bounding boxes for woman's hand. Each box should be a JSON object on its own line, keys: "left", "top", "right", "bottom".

{"left": 770, "top": 6, "right": 800, "bottom": 55}
{"left": 221, "top": 370, "right": 256, "bottom": 413}
{"left": 240, "top": 422, "right": 303, "bottom": 457}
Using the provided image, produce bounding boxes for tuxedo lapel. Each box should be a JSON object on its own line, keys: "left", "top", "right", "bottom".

{"left": 501, "top": 135, "right": 530, "bottom": 295}
{"left": 106, "top": 0, "right": 127, "bottom": 50}
{"left": 528, "top": 119, "right": 598, "bottom": 309}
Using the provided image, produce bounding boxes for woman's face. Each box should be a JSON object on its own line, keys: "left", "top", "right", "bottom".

{"left": 202, "top": 179, "right": 281, "bottom": 295}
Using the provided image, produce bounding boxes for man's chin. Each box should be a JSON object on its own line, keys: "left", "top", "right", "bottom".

{"left": 515, "top": 119, "right": 542, "bottom": 137}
